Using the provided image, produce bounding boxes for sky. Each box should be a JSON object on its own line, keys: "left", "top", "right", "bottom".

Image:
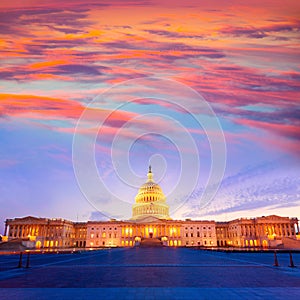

{"left": 0, "top": 0, "right": 300, "bottom": 234}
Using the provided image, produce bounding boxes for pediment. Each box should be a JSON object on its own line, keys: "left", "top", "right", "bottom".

{"left": 14, "top": 216, "right": 46, "bottom": 224}
{"left": 258, "top": 215, "right": 289, "bottom": 221}
{"left": 132, "top": 216, "right": 168, "bottom": 224}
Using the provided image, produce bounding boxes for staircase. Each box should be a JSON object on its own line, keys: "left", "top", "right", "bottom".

{"left": 140, "top": 238, "right": 163, "bottom": 247}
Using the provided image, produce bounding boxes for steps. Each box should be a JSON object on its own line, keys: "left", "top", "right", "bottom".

{"left": 140, "top": 238, "right": 163, "bottom": 247}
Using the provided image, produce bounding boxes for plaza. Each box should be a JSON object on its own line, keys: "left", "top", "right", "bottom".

{"left": 1, "top": 248, "right": 300, "bottom": 299}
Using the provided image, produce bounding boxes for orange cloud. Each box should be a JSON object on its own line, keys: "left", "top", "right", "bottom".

{"left": 29, "top": 60, "right": 68, "bottom": 69}
{"left": 0, "top": 93, "right": 143, "bottom": 128}
{"left": 0, "top": 93, "right": 84, "bottom": 119}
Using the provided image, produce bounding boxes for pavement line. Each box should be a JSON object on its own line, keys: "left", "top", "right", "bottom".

{"left": 0, "top": 249, "right": 126, "bottom": 280}
{"left": 37, "top": 264, "right": 264, "bottom": 268}
{"left": 197, "top": 251, "right": 273, "bottom": 268}
{"left": 33, "top": 248, "right": 125, "bottom": 268}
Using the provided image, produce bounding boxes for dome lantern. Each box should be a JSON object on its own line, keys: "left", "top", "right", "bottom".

{"left": 147, "top": 165, "right": 153, "bottom": 182}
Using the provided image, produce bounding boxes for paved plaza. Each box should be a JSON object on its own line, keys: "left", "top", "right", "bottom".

{"left": 1, "top": 248, "right": 300, "bottom": 299}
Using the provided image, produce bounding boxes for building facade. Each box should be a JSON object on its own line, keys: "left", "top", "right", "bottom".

{"left": 4, "top": 168, "right": 300, "bottom": 249}
{"left": 216, "top": 215, "right": 299, "bottom": 248}
{"left": 4, "top": 216, "right": 75, "bottom": 249}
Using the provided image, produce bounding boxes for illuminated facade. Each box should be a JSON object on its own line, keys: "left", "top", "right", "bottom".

{"left": 216, "top": 215, "right": 299, "bottom": 248}
{"left": 4, "top": 216, "right": 76, "bottom": 249}
{"left": 4, "top": 167, "right": 300, "bottom": 249}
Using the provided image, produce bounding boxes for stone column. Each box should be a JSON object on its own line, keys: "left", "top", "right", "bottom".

{"left": 279, "top": 224, "right": 282, "bottom": 236}
{"left": 4, "top": 223, "right": 8, "bottom": 236}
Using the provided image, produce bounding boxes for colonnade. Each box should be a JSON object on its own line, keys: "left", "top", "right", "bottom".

{"left": 240, "top": 223, "right": 297, "bottom": 237}
{"left": 121, "top": 224, "right": 181, "bottom": 238}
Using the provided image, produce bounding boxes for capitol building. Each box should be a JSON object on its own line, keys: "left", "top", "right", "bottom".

{"left": 4, "top": 167, "right": 300, "bottom": 249}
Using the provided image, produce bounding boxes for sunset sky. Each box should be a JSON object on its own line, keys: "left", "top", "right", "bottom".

{"left": 1, "top": 0, "right": 300, "bottom": 233}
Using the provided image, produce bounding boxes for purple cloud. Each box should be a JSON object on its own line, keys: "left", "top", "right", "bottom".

{"left": 220, "top": 21, "right": 300, "bottom": 39}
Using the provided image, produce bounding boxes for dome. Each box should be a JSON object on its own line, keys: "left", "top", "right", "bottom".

{"left": 131, "top": 166, "right": 170, "bottom": 220}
